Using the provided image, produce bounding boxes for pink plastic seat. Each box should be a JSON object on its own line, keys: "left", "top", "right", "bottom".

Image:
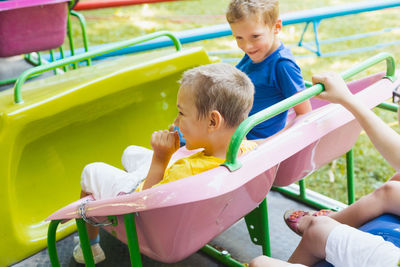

{"left": 0, "top": 0, "right": 69, "bottom": 57}
{"left": 47, "top": 73, "right": 399, "bottom": 263}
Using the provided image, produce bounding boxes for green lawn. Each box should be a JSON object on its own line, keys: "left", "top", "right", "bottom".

{"left": 70, "top": 0, "right": 400, "bottom": 203}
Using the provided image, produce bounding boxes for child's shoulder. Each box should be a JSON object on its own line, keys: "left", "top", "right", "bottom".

{"left": 274, "top": 43, "right": 296, "bottom": 63}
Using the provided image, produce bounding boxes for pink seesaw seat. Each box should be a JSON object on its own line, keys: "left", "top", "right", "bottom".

{"left": 47, "top": 72, "right": 398, "bottom": 263}
{"left": 0, "top": 0, "right": 69, "bottom": 57}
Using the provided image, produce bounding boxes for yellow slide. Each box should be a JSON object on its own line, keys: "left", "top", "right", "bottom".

{"left": 0, "top": 47, "right": 213, "bottom": 266}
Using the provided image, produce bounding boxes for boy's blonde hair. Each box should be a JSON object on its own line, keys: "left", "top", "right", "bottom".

{"left": 180, "top": 63, "right": 254, "bottom": 128}
{"left": 226, "top": 0, "right": 279, "bottom": 26}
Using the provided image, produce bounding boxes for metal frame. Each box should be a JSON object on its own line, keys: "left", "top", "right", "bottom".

{"left": 13, "top": 31, "right": 181, "bottom": 103}
{"left": 0, "top": 5, "right": 90, "bottom": 87}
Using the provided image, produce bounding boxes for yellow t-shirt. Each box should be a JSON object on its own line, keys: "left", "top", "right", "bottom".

{"left": 136, "top": 140, "right": 257, "bottom": 191}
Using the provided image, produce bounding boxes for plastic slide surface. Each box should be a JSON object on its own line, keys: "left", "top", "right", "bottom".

{"left": 0, "top": 47, "right": 212, "bottom": 266}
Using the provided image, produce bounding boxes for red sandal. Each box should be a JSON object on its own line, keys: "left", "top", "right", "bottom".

{"left": 283, "top": 210, "right": 310, "bottom": 236}
{"left": 312, "top": 209, "right": 334, "bottom": 217}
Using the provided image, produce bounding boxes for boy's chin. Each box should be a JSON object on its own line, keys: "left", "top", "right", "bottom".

{"left": 185, "top": 143, "right": 201, "bottom": 151}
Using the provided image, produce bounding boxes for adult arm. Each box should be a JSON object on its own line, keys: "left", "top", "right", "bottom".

{"left": 314, "top": 72, "right": 400, "bottom": 171}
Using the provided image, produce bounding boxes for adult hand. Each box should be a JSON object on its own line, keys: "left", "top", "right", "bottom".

{"left": 313, "top": 72, "right": 354, "bottom": 104}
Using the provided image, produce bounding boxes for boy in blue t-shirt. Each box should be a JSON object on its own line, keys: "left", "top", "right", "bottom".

{"left": 226, "top": 0, "right": 312, "bottom": 139}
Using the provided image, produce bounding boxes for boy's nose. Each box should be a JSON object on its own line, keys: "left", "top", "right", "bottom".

{"left": 243, "top": 42, "right": 253, "bottom": 52}
{"left": 174, "top": 116, "right": 179, "bottom": 126}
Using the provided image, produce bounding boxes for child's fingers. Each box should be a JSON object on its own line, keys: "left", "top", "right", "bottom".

{"left": 173, "top": 130, "right": 180, "bottom": 149}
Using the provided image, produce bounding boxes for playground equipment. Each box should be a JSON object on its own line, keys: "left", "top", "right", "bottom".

{"left": 0, "top": 31, "right": 195, "bottom": 266}
{"left": 0, "top": 0, "right": 90, "bottom": 86}
{"left": 73, "top": 0, "right": 180, "bottom": 10}
{"left": 46, "top": 52, "right": 399, "bottom": 266}
{"left": 0, "top": 0, "right": 69, "bottom": 57}
{"left": 49, "top": 0, "right": 400, "bottom": 60}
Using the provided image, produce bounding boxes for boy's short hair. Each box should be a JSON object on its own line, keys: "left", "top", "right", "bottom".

{"left": 226, "top": 0, "right": 279, "bottom": 26}
{"left": 180, "top": 63, "right": 254, "bottom": 128}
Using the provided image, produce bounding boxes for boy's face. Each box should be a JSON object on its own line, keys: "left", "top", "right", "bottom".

{"left": 230, "top": 17, "right": 281, "bottom": 63}
{"left": 174, "top": 86, "right": 209, "bottom": 150}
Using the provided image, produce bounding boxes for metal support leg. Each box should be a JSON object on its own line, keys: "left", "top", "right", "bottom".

{"left": 124, "top": 213, "right": 143, "bottom": 267}
{"left": 346, "top": 149, "right": 355, "bottom": 204}
{"left": 259, "top": 198, "right": 271, "bottom": 256}
{"left": 48, "top": 220, "right": 62, "bottom": 267}
{"left": 76, "top": 218, "right": 95, "bottom": 267}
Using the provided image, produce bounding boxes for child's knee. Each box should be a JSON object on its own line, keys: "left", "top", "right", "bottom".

{"left": 249, "top": 255, "right": 270, "bottom": 267}
{"left": 82, "top": 162, "right": 108, "bottom": 178}
{"left": 373, "top": 181, "right": 400, "bottom": 202}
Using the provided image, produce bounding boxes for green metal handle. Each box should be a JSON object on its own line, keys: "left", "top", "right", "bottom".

{"left": 14, "top": 31, "right": 182, "bottom": 104}
{"left": 223, "top": 52, "right": 396, "bottom": 171}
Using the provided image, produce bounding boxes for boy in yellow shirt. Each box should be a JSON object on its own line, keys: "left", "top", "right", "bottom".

{"left": 73, "top": 62, "right": 257, "bottom": 263}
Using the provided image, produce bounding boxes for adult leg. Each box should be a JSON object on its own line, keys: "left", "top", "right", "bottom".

{"left": 330, "top": 177, "right": 400, "bottom": 227}
{"left": 288, "top": 216, "right": 339, "bottom": 266}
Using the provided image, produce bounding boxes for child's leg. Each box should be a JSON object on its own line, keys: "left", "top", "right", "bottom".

{"left": 330, "top": 178, "right": 400, "bottom": 227}
{"left": 250, "top": 255, "right": 307, "bottom": 267}
{"left": 121, "top": 145, "right": 153, "bottom": 173}
{"left": 289, "top": 216, "right": 339, "bottom": 266}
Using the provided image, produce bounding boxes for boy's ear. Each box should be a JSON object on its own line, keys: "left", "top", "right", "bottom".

{"left": 208, "top": 110, "right": 223, "bottom": 130}
{"left": 274, "top": 19, "right": 282, "bottom": 34}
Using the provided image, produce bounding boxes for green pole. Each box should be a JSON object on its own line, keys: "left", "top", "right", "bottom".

{"left": 201, "top": 245, "right": 245, "bottom": 267}
{"left": 76, "top": 218, "right": 95, "bottom": 267}
{"left": 299, "top": 179, "right": 306, "bottom": 199}
{"left": 346, "top": 149, "right": 355, "bottom": 204}
{"left": 259, "top": 198, "right": 271, "bottom": 256}
{"left": 70, "top": 10, "right": 92, "bottom": 66}
{"left": 47, "top": 220, "right": 61, "bottom": 267}
{"left": 378, "top": 102, "right": 399, "bottom": 112}
{"left": 123, "top": 213, "right": 143, "bottom": 266}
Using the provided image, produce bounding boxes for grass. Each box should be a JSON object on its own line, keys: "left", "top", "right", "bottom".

{"left": 69, "top": 0, "right": 400, "bottom": 203}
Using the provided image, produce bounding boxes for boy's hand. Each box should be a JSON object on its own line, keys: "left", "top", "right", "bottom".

{"left": 151, "top": 130, "right": 180, "bottom": 162}
{"left": 313, "top": 72, "right": 354, "bottom": 104}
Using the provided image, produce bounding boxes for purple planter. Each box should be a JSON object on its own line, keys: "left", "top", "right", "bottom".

{"left": 0, "top": 0, "right": 69, "bottom": 57}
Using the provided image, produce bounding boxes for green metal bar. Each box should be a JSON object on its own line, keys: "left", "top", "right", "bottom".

{"left": 259, "top": 198, "right": 271, "bottom": 256}
{"left": 123, "top": 213, "right": 142, "bottom": 266}
{"left": 378, "top": 102, "right": 399, "bottom": 112}
{"left": 66, "top": 10, "right": 78, "bottom": 69}
{"left": 70, "top": 10, "right": 92, "bottom": 66}
{"left": 201, "top": 245, "right": 245, "bottom": 267}
{"left": 346, "top": 149, "right": 355, "bottom": 204}
{"left": 75, "top": 218, "right": 95, "bottom": 267}
{"left": 13, "top": 31, "right": 182, "bottom": 104}
{"left": 0, "top": 77, "right": 18, "bottom": 86}
{"left": 272, "top": 186, "right": 341, "bottom": 211}
{"left": 49, "top": 49, "right": 57, "bottom": 75}
{"left": 222, "top": 52, "right": 396, "bottom": 171}
{"left": 47, "top": 220, "right": 62, "bottom": 267}
{"left": 24, "top": 52, "right": 40, "bottom": 66}
{"left": 299, "top": 179, "right": 306, "bottom": 199}
{"left": 37, "top": 52, "right": 42, "bottom": 65}
{"left": 58, "top": 46, "right": 68, "bottom": 72}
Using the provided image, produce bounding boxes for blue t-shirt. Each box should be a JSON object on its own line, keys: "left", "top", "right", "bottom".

{"left": 236, "top": 43, "right": 305, "bottom": 139}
